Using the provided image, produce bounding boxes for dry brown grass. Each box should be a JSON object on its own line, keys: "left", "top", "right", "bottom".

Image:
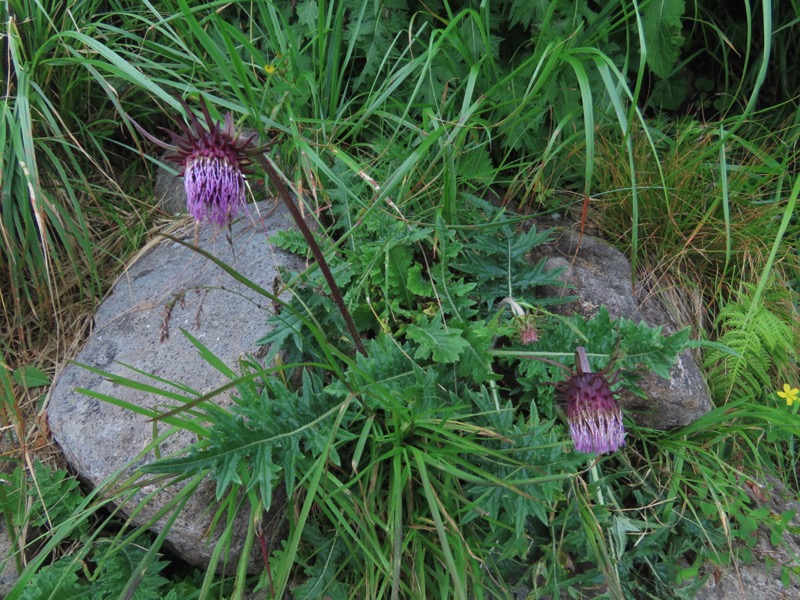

{"left": 587, "top": 122, "right": 799, "bottom": 332}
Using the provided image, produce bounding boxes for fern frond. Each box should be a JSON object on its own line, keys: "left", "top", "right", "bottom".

{"left": 748, "top": 302, "right": 796, "bottom": 360}
{"left": 705, "top": 327, "right": 769, "bottom": 401}
{"left": 704, "top": 283, "right": 798, "bottom": 403}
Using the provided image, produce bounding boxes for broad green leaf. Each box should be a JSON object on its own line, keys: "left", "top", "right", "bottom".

{"left": 12, "top": 366, "right": 50, "bottom": 388}
{"left": 406, "top": 263, "right": 433, "bottom": 296}
{"left": 406, "top": 316, "right": 469, "bottom": 363}
{"left": 641, "top": 0, "right": 686, "bottom": 79}
{"left": 648, "top": 71, "right": 690, "bottom": 110}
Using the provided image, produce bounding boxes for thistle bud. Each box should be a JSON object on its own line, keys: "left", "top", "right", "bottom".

{"left": 501, "top": 297, "right": 538, "bottom": 345}
{"left": 514, "top": 314, "right": 538, "bottom": 345}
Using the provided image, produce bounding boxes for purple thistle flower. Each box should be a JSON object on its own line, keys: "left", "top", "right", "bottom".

{"left": 182, "top": 138, "right": 246, "bottom": 226}
{"left": 557, "top": 346, "right": 625, "bottom": 455}
{"left": 130, "top": 98, "right": 258, "bottom": 227}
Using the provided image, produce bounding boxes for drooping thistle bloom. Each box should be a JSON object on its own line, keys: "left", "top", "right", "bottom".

{"left": 131, "top": 99, "right": 257, "bottom": 227}
{"left": 557, "top": 346, "right": 625, "bottom": 455}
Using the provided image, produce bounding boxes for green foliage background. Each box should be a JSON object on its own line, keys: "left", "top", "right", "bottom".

{"left": 1, "top": 0, "right": 798, "bottom": 598}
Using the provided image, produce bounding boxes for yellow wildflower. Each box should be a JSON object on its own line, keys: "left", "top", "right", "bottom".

{"left": 264, "top": 64, "right": 276, "bottom": 75}
{"left": 777, "top": 383, "right": 800, "bottom": 406}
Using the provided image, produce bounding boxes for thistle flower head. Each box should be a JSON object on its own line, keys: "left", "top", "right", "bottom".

{"left": 557, "top": 347, "right": 625, "bottom": 455}
{"left": 131, "top": 98, "right": 258, "bottom": 227}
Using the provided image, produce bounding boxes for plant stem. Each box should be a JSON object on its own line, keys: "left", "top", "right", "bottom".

{"left": 575, "top": 346, "right": 592, "bottom": 375}
{"left": 257, "top": 154, "right": 367, "bottom": 356}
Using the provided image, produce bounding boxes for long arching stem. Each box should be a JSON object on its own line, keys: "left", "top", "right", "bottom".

{"left": 256, "top": 154, "right": 366, "bottom": 356}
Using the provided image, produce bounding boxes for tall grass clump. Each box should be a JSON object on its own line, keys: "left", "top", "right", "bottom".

{"left": 1, "top": 0, "right": 182, "bottom": 392}
{"left": 590, "top": 119, "right": 799, "bottom": 328}
{"left": 1, "top": 4, "right": 191, "bottom": 595}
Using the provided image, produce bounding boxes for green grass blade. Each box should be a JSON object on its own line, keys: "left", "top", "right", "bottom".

{"left": 410, "top": 447, "right": 467, "bottom": 600}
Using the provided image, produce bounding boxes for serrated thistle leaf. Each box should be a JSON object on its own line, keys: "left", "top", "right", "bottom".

{"left": 95, "top": 545, "right": 169, "bottom": 600}
{"left": 456, "top": 322, "right": 496, "bottom": 383}
{"left": 296, "top": 0, "right": 319, "bottom": 29}
{"left": 269, "top": 229, "right": 309, "bottom": 255}
{"left": 406, "top": 316, "right": 469, "bottom": 363}
{"left": 19, "top": 557, "right": 83, "bottom": 600}
{"left": 616, "top": 319, "right": 691, "bottom": 379}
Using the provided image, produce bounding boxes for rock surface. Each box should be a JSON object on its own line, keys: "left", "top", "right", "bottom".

{"left": 694, "top": 561, "right": 800, "bottom": 600}
{"left": 48, "top": 199, "right": 302, "bottom": 572}
{"left": 533, "top": 224, "right": 714, "bottom": 429}
{"left": 154, "top": 163, "right": 186, "bottom": 216}
{"left": 0, "top": 522, "right": 19, "bottom": 597}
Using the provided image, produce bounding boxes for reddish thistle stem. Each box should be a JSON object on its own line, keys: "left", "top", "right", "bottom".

{"left": 256, "top": 154, "right": 366, "bottom": 356}
{"left": 575, "top": 346, "right": 592, "bottom": 375}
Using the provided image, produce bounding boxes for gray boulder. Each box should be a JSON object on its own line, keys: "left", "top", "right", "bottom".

{"left": 533, "top": 224, "right": 714, "bottom": 429}
{"left": 154, "top": 162, "right": 186, "bottom": 216}
{"left": 47, "top": 199, "right": 303, "bottom": 572}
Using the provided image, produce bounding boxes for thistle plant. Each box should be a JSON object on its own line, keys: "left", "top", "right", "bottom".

{"left": 131, "top": 98, "right": 366, "bottom": 355}
{"left": 557, "top": 346, "right": 625, "bottom": 455}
